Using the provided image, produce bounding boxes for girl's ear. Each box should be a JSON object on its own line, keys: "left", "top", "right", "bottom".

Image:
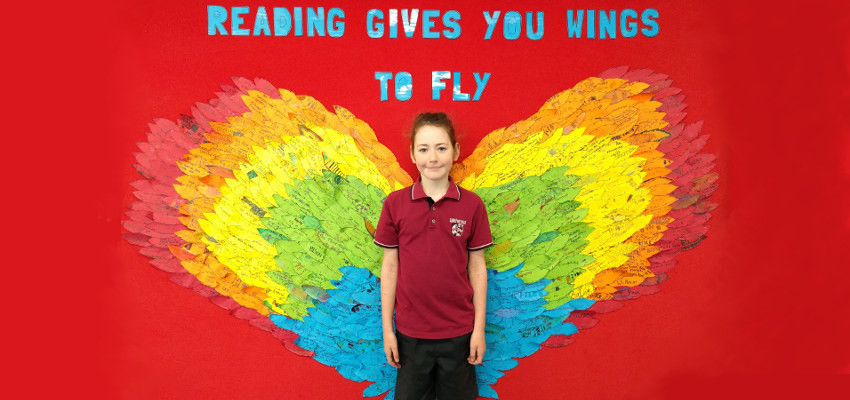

{"left": 410, "top": 146, "right": 416, "bottom": 164}
{"left": 453, "top": 143, "right": 460, "bottom": 162}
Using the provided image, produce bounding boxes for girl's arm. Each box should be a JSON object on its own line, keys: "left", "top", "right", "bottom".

{"left": 380, "top": 247, "right": 401, "bottom": 368}
{"left": 467, "top": 249, "right": 488, "bottom": 365}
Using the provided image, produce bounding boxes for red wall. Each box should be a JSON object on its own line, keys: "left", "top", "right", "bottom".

{"left": 8, "top": 0, "right": 849, "bottom": 398}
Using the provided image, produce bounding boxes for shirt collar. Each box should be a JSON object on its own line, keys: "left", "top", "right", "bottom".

{"left": 410, "top": 177, "right": 461, "bottom": 201}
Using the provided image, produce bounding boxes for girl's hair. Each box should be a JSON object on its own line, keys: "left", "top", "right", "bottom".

{"left": 410, "top": 112, "right": 458, "bottom": 148}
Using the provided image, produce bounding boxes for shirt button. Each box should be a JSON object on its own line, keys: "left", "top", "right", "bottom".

{"left": 431, "top": 219, "right": 436, "bottom": 223}
{"left": 431, "top": 206, "right": 436, "bottom": 210}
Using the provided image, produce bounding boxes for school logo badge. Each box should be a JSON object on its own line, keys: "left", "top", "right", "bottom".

{"left": 450, "top": 218, "right": 466, "bottom": 236}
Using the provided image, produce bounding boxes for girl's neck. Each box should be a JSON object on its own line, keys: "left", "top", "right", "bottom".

{"left": 420, "top": 177, "right": 450, "bottom": 201}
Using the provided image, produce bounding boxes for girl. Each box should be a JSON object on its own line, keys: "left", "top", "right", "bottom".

{"left": 374, "top": 112, "right": 492, "bottom": 400}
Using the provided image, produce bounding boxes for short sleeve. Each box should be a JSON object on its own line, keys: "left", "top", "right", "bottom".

{"left": 374, "top": 195, "right": 399, "bottom": 248}
{"left": 467, "top": 195, "right": 493, "bottom": 251}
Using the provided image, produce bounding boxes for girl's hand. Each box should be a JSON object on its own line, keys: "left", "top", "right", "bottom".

{"left": 384, "top": 331, "right": 401, "bottom": 368}
{"left": 467, "top": 331, "right": 486, "bottom": 365}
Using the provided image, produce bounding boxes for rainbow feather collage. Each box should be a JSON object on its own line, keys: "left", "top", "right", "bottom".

{"left": 123, "top": 66, "right": 718, "bottom": 399}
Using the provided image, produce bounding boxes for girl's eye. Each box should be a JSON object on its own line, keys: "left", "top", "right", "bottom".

{"left": 438, "top": 146, "right": 447, "bottom": 151}
{"left": 418, "top": 148, "right": 427, "bottom": 152}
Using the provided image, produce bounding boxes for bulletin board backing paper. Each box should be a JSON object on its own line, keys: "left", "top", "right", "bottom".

{"left": 6, "top": 0, "right": 850, "bottom": 399}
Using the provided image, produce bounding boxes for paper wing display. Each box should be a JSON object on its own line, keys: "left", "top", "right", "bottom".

{"left": 124, "top": 67, "right": 718, "bottom": 399}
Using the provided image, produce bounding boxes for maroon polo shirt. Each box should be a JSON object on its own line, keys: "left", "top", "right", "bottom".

{"left": 374, "top": 178, "right": 493, "bottom": 339}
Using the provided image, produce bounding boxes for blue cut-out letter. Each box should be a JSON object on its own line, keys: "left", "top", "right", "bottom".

{"left": 293, "top": 7, "right": 303, "bottom": 36}
{"left": 503, "top": 11, "right": 521, "bottom": 40}
{"left": 452, "top": 72, "right": 470, "bottom": 101}
{"left": 432, "top": 71, "right": 450, "bottom": 100}
{"left": 483, "top": 11, "right": 500, "bottom": 40}
{"left": 443, "top": 10, "right": 461, "bottom": 39}
{"left": 274, "top": 8, "right": 292, "bottom": 36}
{"left": 599, "top": 10, "right": 616, "bottom": 39}
{"left": 232, "top": 7, "right": 249, "bottom": 36}
{"left": 473, "top": 73, "right": 490, "bottom": 101}
{"left": 567, "top": 10, "right": 583, "bottom": 38}
{"left": 402, "top": 9, "right": 419, "bottom": 38}
{"left": 375, "top": 72, "right": 392, "bottom": 101}
{"left": 641, "top": 9, "right": 659, "bottom": 37}
{"left": 208, "top": 5, "right": 228, "bottom": 35}
{"left": 328, "top": 8, "right": 345, "bottom": 37}
{"left": 253, "top": 7, "right": 271, "bottom": 36}
{"left": 527, "top": 12, "right": 544, "bottom": 40}
{"left": 395, "top": 72, "right": 412, "bottom": 101}
{"left": 367, "top": 9, "right": 384, "bottom": 38}
{"left": 307, "top": 7, "right": 324, "bottom": 37}
{"left": 620, "top": 9, "right": 638, "bottom": 38}
{"left": 422, "top": 10, "right": 440, "bottom": 38}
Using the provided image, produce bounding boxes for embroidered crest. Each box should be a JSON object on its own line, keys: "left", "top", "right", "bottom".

{"left": 450, "top": 217, "right": 467, "bottom": 236}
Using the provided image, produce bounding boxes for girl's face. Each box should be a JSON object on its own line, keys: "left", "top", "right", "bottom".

{"left": 410, "top": 124, "right": 459, "bottom": 183}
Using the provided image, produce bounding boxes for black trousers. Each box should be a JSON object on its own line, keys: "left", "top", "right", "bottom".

{"left": 395, "top": 330, "right": 478, "bottom": 400}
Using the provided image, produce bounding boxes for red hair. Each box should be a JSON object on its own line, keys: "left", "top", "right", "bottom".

{"left": 410, "top": 112, "right": 458, "bottom": 148}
